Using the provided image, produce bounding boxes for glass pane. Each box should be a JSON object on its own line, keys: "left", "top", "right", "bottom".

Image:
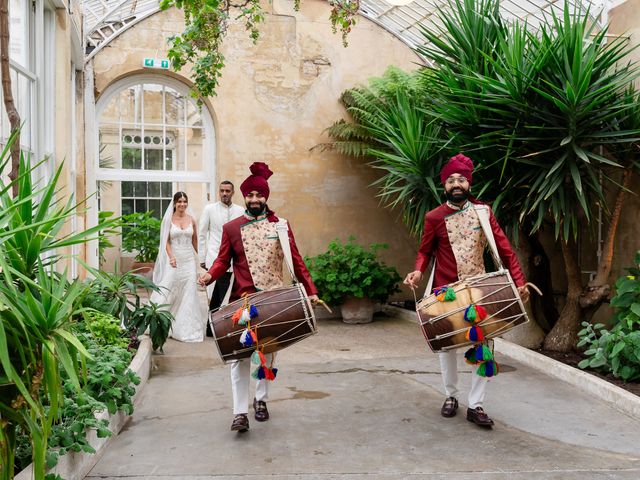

{"left": 122, "top": 147, "right": 141, "bottom": 169}
{"left": 99, "top": 125, "right": 119, "bottom": 168}
{"left": 9, "top": 0, "right": 29, "bottom": 69}
{"left": 165, "top": 150, "right": 173, "bottom": 170}
{"left": 118, "top": 85, "right": 141, "bottom": 125}
{"left": 143, "top": 84, "right": 164, "bottom": 125}
{"left": 122, "top": 199, "right": 134, "bottom": 216}
{"left": 122, "top": 181, "right": 133, "bottom": 197}
{"left": 146, "top": 149, "right": 162, "bottom": 170}
{"left": 134, "top": 181, "right": 148, "bottom": 197}
{"left": 164, "top": 87, "right": 184, "bottom": 126}
{"left": 161, "top": 199, "right": 171, "bottom": 213}
{"left": 186, "top": 99, "right": 202, "bottom": 127}
{"left": 148, "top": 199, "right": 161, "bottom": 218}
{"left": 135, "top": 199, "right": 147, "bottom": 213}
{"left": 186, "top": 129, "right": 203, "bottom": 171}
{"left": 161, "top": 182, "right": 173, "bottom": 197}
{"left": 148, "top": 182, "right": 160, "bottom": 197}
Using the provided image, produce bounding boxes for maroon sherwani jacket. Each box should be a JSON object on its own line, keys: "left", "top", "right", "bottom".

{"left": 206, "top": 210, "right": 317, "bottom": 301}
{"left": 415, "top": 199, "right": 526, "bottom": 289}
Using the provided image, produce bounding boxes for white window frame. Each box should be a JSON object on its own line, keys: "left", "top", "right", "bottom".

{"left": 88, "top": 74, "right": 216, "bottom": 268}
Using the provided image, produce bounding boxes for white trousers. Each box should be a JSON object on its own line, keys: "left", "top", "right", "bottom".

{"left": 230, "top": 353, "right": 274, "bottom": 415}
{"left": 439, "top": 350, "right": 488, "bottom": 409}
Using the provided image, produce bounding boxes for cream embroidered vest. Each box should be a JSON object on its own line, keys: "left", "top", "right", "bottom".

{"left": 240, "top": 217, "right": 284, "bottom": 291}
{"left": 444, "top": 204, "right": 488, "bottom": 281}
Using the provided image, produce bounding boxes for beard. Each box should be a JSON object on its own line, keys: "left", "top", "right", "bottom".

{"left": 246, "top": 203, "right": 266, "bottom": 217}
{"left": 445, "top": 188, "right": 470, "bottom": 203}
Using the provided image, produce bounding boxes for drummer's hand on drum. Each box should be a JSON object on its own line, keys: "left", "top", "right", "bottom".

{"left": 198, "top": 272, "right": 212, "bottom": 287}
{"left": 518, "top": 285, "right": 530, "bottom": 303}
{"left": 404, "top": 270, "right": 422, "bottom": 290}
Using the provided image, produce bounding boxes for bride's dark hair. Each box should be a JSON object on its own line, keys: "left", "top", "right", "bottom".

{"left": 172, "top": 191, "right": 188, "bottom": 212}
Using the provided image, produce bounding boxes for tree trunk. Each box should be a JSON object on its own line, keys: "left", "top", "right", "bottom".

{"left": 0, "top": 0, "right": 21, "bottom": 196}
{"left": 578, "top": 168, "right": 632, "bottom": 315}
{"left": 543, "top": 236, "right": 583, "bottom": 352}
{"left": 525, "top": 231, "right": 558, "bottom": 333}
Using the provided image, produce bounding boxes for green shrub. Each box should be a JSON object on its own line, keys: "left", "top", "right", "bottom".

{"left": 82, "top": 310, "right": 129, "bottom": 349}
{"left": 121, "top": 212, "right": 161, "bottom": 263}
{"left": 577, "top": 251, "right": 640, "bottom": 382}
{"left": 305, "top": 236, "right": 401, "bottom": 305}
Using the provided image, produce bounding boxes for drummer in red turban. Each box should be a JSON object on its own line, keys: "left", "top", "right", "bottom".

{"left": 199, "top": 162, "right": 318, "bottom": 433}
{"left": 403, "top": 153, "right": 529, "bottom": 428}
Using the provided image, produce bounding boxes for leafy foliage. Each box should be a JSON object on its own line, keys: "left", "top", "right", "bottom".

{"left": 160, "top": 0, "right": 358, "bottom": 100}
{"left": 125, "top": 302, "right": 173, "bottom": 353}
{"left": 305, "top": 237, "right": 401, "bottom": 305}
{"left": 13, "top": 332, "right": 141, "bottom": 475}
{"left": 0, "top": 134, "right": 116, "bottom": 478}
{"left": 81, "top": 311, "right": 129, "bottom": 350}
{"left": 324, "top": 67, "right": 448, "bottom": 235}
{"left": 577, "top": 251, "right": 640, "bottom": 382}
{"left": 121, "top": 212, "right": 161, "bottom": 264}
{"left": 80, "top": 266, "right": 160, "bottom": 325}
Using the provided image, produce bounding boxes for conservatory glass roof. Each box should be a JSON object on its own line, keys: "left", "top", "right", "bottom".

{"left": 82, "top": 0, "right": 609, "bottom": 61}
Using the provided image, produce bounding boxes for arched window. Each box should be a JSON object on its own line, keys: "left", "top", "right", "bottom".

{"left": 93, "top": 75, "right": 215, "bottom": 270}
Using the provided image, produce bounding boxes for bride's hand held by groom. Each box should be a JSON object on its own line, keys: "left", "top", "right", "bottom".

{"left": 198, "top": 272, "right": 212, "bottom": 287}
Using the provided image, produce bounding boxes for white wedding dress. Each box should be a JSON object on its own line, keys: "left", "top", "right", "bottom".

{"left": 150, "top": 223, "right": 207, "bottom": 342}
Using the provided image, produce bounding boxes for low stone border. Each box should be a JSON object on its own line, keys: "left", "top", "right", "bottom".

{"left": 383, "top": 304, "right": 640, "bottom": 420}
{"left": 16, "top": 336, "right": 153, "bottom": 480}
{"left": 493, "top": 338, "right": 640, "bottom": 420}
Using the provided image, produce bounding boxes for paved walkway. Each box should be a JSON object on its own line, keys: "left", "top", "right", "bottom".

{"left": 88, "top": 315, "right": 640, "bottom": 479}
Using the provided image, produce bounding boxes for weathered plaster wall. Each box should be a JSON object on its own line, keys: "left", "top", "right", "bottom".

{"left": 92, "top": 2, "right": 423, "bottom": 297}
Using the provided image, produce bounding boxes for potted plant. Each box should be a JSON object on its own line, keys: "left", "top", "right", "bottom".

{"left": 305, "top": 237, "right": 401, "bottom": 323}
{"left": 121, "top": 212, "right": 161, "bottom": 277}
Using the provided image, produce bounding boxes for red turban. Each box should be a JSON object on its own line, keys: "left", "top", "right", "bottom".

{"left": 440, "top": 153, "right": 474, "bottom": 185}
{"left": 240, "top": 162, "right": 273, "bottom": 199}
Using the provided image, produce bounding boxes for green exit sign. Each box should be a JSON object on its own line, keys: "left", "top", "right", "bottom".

{"left": 143, "top": 58, "right": 170, "bottom": 69}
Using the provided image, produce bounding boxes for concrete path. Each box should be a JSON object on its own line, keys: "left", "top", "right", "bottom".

{"left": 87, "top": 315, "right": 640, "bottom": 479}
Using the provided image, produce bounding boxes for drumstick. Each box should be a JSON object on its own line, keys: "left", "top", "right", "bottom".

{"left": 524, "top": 282, "right": 543, "bottom": 296}
{"left": 314, "top": 298, "right": 333, "bottom": 314}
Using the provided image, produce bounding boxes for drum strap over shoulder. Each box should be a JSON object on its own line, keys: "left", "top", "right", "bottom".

{"left": 276, "top": 219, "right": 297, "bottom": 282}
{"left": 473, "top": 204, "right": 504, "bottom": 270}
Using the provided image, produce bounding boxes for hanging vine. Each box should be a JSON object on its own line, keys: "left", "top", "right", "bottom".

{"left": 159, "top": 0, "right": 359, "bottom": 101}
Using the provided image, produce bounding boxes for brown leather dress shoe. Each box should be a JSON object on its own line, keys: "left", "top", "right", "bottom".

{"left": 440, "top": 397, "right": 458, "bottom": 418}
{"left": 231, "top": 414, "right": 249, "bottom": 432}
{"left": 466, "top": 407, "right": 494, "bottom": 428}
{"left": 253, "top": 398, "right": 269, "bottom": 422}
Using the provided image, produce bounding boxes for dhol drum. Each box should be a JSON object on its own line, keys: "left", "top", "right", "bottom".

{"left": 210, "top": 284, "right": 317, "bottom": 363}
{"left": 416, "top": 270, "right": 528, "bottom": 352}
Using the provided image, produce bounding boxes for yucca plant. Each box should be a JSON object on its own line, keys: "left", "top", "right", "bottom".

{"left": 0, "top": 132, "right": 116, "bottom": 479}
{"left": 0, "top": 262, "right": 89, "bottom": 479}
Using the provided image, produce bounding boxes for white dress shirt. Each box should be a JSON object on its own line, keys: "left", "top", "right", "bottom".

{"left": 198, "top": 201, "right": 245, "bottom": 268}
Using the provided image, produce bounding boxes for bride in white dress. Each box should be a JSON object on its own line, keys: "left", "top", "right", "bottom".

{"left": 150, "top": 192, "right": 207, "bottom": 342}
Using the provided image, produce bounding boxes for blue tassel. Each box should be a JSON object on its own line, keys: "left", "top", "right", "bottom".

{"left": 271, "top": 368, "right": 278, "bottom": 378}
{"left": 240, "top": 329, "right": 254, "bottom": 347}
{"left": 249, "top": 304, "right": 259, "bottom": 318}
{"left": 256, "top": 366, "right": 266, "bottom": 379}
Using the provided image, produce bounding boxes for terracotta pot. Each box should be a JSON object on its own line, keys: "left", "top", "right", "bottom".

{"left": 340, "top": 296, "right": 374, "bottom": 324}
{"left": 131, "top": 262, "right": 154, "bottom": 280}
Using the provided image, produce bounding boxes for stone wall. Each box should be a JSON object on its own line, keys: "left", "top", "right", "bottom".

{"left": 91, "top": 2, "right": 423, "bottom": 296}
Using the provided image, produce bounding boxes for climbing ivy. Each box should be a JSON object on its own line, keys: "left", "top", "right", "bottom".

{"left": 159, "top": 0, "right": 359, "bottom": 101}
